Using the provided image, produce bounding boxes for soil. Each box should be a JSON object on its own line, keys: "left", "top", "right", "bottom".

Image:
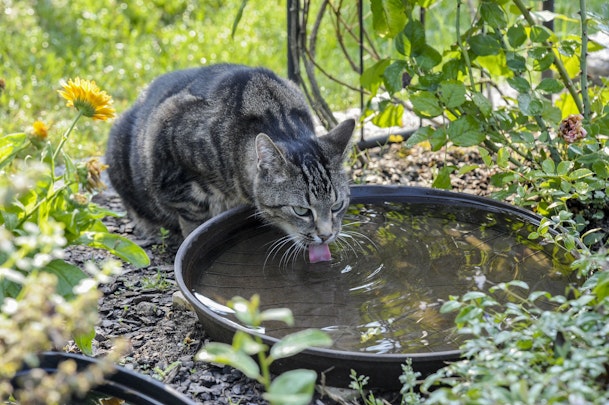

{"left": 65, "top": 142, "right": 495, "bottom": 405}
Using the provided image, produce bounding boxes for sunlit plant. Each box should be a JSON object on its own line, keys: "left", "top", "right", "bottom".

{"left": 1, "top": 78, "right": 149, "bottom": 352}
{"left": 363, "top": 0, "right": 609, "bottom": 250}
{"left": 196, "top": 294, "right": 332, "bottom": 405}
{"left": 353, "top": 0, "right": 609, "bottom": 400}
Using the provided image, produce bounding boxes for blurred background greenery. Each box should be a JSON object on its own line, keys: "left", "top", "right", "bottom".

{"left": 0, "top": 0, "right": 601, "bottom": 158}
{"left": 0, "top": 0, "right": 361, "bottom": 157}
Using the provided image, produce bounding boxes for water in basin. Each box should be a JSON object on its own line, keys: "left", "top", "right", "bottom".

{"left": 194, "top": 201, "right": 575, "bottom": 354}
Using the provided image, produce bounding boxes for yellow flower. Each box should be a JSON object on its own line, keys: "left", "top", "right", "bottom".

{"left": 58, "top": 78, "right": 116, "bottom": 120}
{"left": 32, "top": 121, "right": 49, "bottom": 139}
{"left": 388, "top": 134, "right": 404, "bottom": 143}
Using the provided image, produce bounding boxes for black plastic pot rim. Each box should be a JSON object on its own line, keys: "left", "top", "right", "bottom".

{"left": 13, "top": 351, "right": 197, "bottom": 405}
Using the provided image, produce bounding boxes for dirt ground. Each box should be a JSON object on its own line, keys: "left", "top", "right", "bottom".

{"left": 66, "top": 142, "right": 494, "bottom": 404}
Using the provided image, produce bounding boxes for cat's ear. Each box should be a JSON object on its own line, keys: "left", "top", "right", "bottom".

{"left": 318, "top": 119, "right": 355, "bottom": 162}
{"left": 256, "top": 133, "right": 288, "bottom": 178}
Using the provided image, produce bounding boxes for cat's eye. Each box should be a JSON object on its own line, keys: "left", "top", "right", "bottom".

{"left": 331, "top": 201, "right": 344, "bottom": 213}
{"left": 292, "top": 206, "right": 311, "bottom": 216}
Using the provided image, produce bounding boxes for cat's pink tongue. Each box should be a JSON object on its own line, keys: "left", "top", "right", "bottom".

{"left": 308, "top": 243, "right": 331, "bottom": 263}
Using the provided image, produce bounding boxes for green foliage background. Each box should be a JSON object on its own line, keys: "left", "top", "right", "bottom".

{"left": 0, "top": 0, "right": 358, "bottom": 157}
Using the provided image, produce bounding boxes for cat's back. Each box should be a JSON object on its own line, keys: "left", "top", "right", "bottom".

{"left": 127, "top": 64, "right": 310, "bottom": 132}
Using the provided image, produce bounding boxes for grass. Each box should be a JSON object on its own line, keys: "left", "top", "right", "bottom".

{"left": 1, "top": 0, "right": 359, "bottom": 158}
{"left": 1, "top": 0, "right": 604, "bottom": 158}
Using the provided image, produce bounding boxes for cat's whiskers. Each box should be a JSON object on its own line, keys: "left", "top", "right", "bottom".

{"left": 334, "top": 220, "right": 378, "bottom": 258}
{"left": 278, "top": 238, "right": 306, "bottom": 270}
{"left": 264, "top": 234, "right": 295, "bottom": 269}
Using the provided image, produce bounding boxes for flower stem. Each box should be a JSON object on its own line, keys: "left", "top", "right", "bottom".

{"left": 52, "top": 111, "right": 82, "bottom": 163}
{"left": 256, "top": 338, "right": 271, "bottom": 389}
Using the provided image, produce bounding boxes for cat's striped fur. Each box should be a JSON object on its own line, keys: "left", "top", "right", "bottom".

{"left": 106, "top": 64, "right": 355, "bottom": 253}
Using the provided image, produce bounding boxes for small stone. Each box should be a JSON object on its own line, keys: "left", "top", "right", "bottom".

{"left": 172, "top": 291, "right": 194, "bottom": 311}
{"left": 134, "top": 301, "right": 157, "bottom": 316}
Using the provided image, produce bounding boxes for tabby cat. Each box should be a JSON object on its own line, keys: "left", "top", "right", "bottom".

{"left": 106, "top": 64, "right": 355, "bottom": 262}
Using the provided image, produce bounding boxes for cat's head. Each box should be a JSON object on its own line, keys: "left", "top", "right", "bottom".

{"left": 253, "top": 119, "right": 355, "bottom": 255}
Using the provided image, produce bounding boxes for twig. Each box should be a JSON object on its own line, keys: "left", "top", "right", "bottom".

{"left": 511, "top": 0, "right": 584, "bottom": 114}
{"left": 456, "top": 0, "right": 476, "bottom": 87}
{"left": 305, "top": 0, "right": 339, "bottom": 128}
{"left": 579, "top": 0, "right": 591, "bottom": 121}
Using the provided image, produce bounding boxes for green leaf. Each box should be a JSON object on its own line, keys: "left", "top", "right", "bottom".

{"left": 506, "top": 51, "right": 527, "bottom": 73}
{"left": 439, "top": 80, "right": 466, "bottom": 109}
{"left": 507, "top": 76, "right": 530, "bottom": 93}
{"left": 530, "top": 25, "right": 551, "bottom": 43}
{"left": 361, "top": 59, "right": 392, "bottom": 94}
{"left": 455, "top": 305, "right": 483, "bottom": 324}
{"left": 480, "top": 2, "right": 507, "bottom": 29}
{"left": 478, "top": 146, "right": 492, "bottom": 166}
{"left": 447, "top": 115, "right": 484, "bottom": 146}
{"left": 592, "top": 272, "right": 609, "bottom": 301}
{"left": 507, "top": 24, "right": 527, "bottom": 48}
{"left": 529, "top": 46, "right": 554, "bottom": 71}
{"left": 457, "top": 164, "right": 478, "bottom": 176}
{"left": 556, "top": 160, "right": 573, "bottom": 176}
{"left": 440, "top": 300, "right": 461, "bottom": 313}
{"left": 196, "top": 342, "right": 260, "bottom": 379}
{"left": 233, "top": 331, "right": 267, "bottom": 355}
{"left": 568, "top": 168, "right": 593, "bottom": 180}
{"left": 442, "top": 57, "right": 463, "bottom": 80}
{"left": 230, "top": 0, "right": 249, "bottom": 38}
{"left": 270, "top": 329, "right": 332, "bottom": 360}
{"left": 43, "top": 259, "right": 88, "bottom": 300}
{"left": 497, "top": 147, "right": 509, "bottom": 169}
{"left": 372, "top": 103, "right": 404, "bottom": 128}
{"left": 263, "top": 369, "right": 317, "bottom": 405}
{"left": 541, "top": 159, "right": 556, "bottom": 175}
{"left": 429, "top": 127, "right": 448, "bottom": 151}
{"left": 432, "top": 166, "right": 454, "bottom": 189}
{"left": 517, "top": 93, "right": 544, "bottom": 116}
{"left": 370, "top": 0, "right": 407, "bottom": 39}
{"left": 0, "top": 277, "right": 23, "bottom": 305}
{"left": 536, "top": 78, "right": 564, "bottom": 94}
{"left": 74, "top": 326, "right": 96, "bottom": 356}
{"left": 462, "top": 291, "right": 487, "bottom": 301}
{"left": 505, "top": 280, "right": 530, "bottom": 290}
{"left": 415, "top": 44, "right": 442, "bottom": 71}
{"left": 383, "top": 60, "right": 408, "bottom": 94}
{"left": 410, "top": 91, "right": 443, "bottom": 118}
{"left": 83, "top": 232, "right": 150, "bottom": 268}
{"left": 260, "top": 308, "right": 294, "bottom": 326}
{"left": 471, "top": 92, "right": 492, "bottom": 117}
{"left": 468, "top": 34, "right": 501, "bottom": 56}
{"left": 0, "top": 133, "right": 29, "bottom": 170}
{"left": 405, "top": 126, "right": 434, "bottom": 147}
{"left": 229, "top": 295, "right": 260, "bottom": 327}
{"left": 404, "top": 20, "right": 426, "bottom": 54}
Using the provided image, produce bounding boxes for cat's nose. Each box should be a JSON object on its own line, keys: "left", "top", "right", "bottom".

{"left": 318, "top": 233, "right": 333, "bottom": 243}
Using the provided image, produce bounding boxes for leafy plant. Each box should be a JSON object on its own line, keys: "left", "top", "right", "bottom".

{"left": 195, "top": 294, "right": 332, "bottom": 405}
{"left": 422, "top": 280, "right": 609, "bottom": 403}
{"left": 363, "top": 0, "right": 609, "bottom": 249}
{"left": 0, "top": 78, "right": 149, "bottom": 352}
{"left": 349, "top": 370, "right": 386, "bottom": 405}
{"left": 349, "top": 359, "right": 423, "bottom": 405}
{"left": 0, "top": 168, "right": 128, "bottom": 402}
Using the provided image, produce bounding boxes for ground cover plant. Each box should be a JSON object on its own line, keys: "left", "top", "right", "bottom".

{"left": 0, "top": 77, "right": 146, "bottom": 402}
{"left": 2, "top": 0, "right": 609, "bottom": 403}
{"left": 0, "top": 0, "right": 357, "bottom": 158}
{"left": 355, "top": 0, "right": 609, "bottom": 402}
